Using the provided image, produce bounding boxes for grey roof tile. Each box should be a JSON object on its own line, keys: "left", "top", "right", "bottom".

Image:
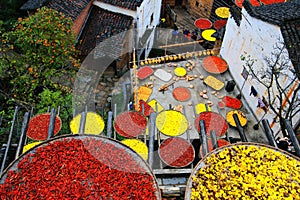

{"left": 96, "top": 0, "right": 143, "bottom": 11}
{"left": 76, "top": 6, "right": 132, "bottom": 56}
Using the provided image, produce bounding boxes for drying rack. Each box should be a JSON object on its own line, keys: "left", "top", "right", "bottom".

{"left": 0, "top": 104, "right": 299, "bottom": 199}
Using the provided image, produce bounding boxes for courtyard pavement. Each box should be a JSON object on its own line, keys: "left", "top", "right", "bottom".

{"left": 133, "top": 56, "right": 269, "bottom": 146}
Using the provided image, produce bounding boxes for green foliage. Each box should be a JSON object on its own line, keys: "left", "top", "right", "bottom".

{"left": 36, "top": 89, "right": 73, "bottom": 135}
{"left": 0, "top": 7, "right": 80, "bottom": 146}
{"left": 240, "top": 54, "right": 257, "bottom": 67}
{"left": 0, "top": 7, "right": 79, "bottom": 107}
{"left": 0, "top": 0, "right": 27, "bottom": 30}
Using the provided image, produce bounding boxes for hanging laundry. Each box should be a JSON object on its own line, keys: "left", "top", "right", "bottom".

{"left": 250, "top": 86, "right": 258, "bottom": 97}
{"left": 257, "top": 97, "right": 268, "bottom": 113}
{"left": 257, "top": 97, "right": 265, "bottom": 108}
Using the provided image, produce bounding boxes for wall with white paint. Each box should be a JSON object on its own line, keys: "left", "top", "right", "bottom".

{"left": 137, "top": 0, "right": 162, "bottom": 38}
{"left": 220, "top": 8, "right": 299, "bottom": 134}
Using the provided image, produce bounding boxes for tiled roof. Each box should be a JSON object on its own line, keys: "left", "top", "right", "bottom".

{"left": 243, "top": 0, "right": 300, "bottom": 79}
{"left": 243, "top": 0, "right": 300, "bottom": 26}
{"left": 76, "top": 6, "right": 133, "bottom": 56}
{"left": 96, "top": 0, "right": 143, "bottom": 10}
{"left": 46, "top": 0, "right": 91, "bottom": 21}
{"left": 20, "top": 0, "right": 91, "bottom": 21}
{"left": 229, "top": 5, "right": 242, "bottom": 26}
{"left": 20, "top": 0, "right": 50, "bottom": 10}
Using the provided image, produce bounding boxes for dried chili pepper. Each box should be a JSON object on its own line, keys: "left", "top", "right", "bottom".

{"left": 235, "top": 0, "right": 261, "bottom": 8}
{"left": 260, "top": 0, "right": 285, "bottom": 4}
{"left": 195, "top": 111, "right": 228, "bottom": 137}
{"left": 26, "top": 113, "right": 61, "bottom": 140}
{"left": 159, "top": 137, "right": 195, "bottom": 168}
{"left": 172, "top": 87, "right": 191, "bottom": 102}
{"left": 214, "top": 20, "right": 227, "bottom": 30}
{"left": 114, "top": 111, "right": 147, "bottom": 138}
{"left": 138, "top": 100, "right": 154, "bottom": 117}
{"left": 0, "top": 136, "right": 159, "bottom": 199}
{"left": 222, "top": 96, "right": 242, "bottom": 109}
{"left": 194, "top": 18, "right": 212, "bottom": 29}
{"left": 202, "top": 56, "right": 228, "bottom": 74}
{"left": 137, "top": 66, "right": 154, "bottom": 80}
{"left": 200, "top": 139, "right": 230, "bottom": 157}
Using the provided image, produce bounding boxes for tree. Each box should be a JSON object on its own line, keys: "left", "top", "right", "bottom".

{"left": 241, "top": 42, "right": 300, "bottom": 136}
{"left": 0, "top": 0, "right": 28, "bottom": 31}
{"left": 0, "top": 7, "right": 80, "bottom": 141}
{"left": 0, "top": 7, "right": 79, "bottom": 110}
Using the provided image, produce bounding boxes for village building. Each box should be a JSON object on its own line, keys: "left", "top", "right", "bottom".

{"left": 19, "top": 0, "right": 300, "bottom": 134}
{"left": 21, "top": 0, "right": 163, "bottom": 76}
{"left": 1, "top": 1, "right": 299, "bottom": 198}
{"left": 220, "top": 0, "right": 300, "bottom": 135}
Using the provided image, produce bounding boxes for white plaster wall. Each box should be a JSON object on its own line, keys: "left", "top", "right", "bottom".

{"left": 220, "top": 8, "right": 298, "bottom": 134}
{"left": 145, "top": 30, "right": 156, "bottom": 56}
{"left": 136, "top": 0, "right": 162, "bottom": 58}
{"left": 137, "top": 0, "right": 162, "bottom": 38}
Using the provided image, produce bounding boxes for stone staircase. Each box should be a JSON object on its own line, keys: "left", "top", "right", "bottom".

{"left": 173, "top": 7, "right": 197, "bottom": 31}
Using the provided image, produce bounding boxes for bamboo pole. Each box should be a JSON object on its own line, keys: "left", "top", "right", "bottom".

{"left": 159, "top": 40, "right": 204, "bottom": 48}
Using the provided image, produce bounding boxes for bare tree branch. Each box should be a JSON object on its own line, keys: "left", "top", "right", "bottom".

{"left": 286, "top": 84, "right": 300, "bottom": 119}
{"left": 241, "top": 40, "right": 299, "bottom": 133}
{"left": 291, "top": 108, "right": 300, "bottom": 119}
{"left": 242, "top": 54, "right": 270, "bottom": 88}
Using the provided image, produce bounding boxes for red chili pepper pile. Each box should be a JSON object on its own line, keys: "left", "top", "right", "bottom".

{"left": 137, "top": 66, "right": 154, "bottom": 80}
{"left": 138, "top": 100, "right": 154, "bottom": 117}
{"left": 214, "top": 19, "right": 227, "bottom": 30}
{"left": 235, "top": 0, "right": 260, "bottom": 8}
{"left": 200, "top": 139, "right": 230, "bottom": 157}
{"left": 218, "top": 101, "right": 226, "bottom": 109}
{"left": 200, "top": 139, "right": 230, "bottom": 156}
{"left": 26, "top": 113, "right": 62, "bottom": 140}
{"left": 159, "top": 137, "right": 195, "bottom": 168}
{"left": 206, "top": 139, "right": 230, "bottom": 152}
{"left": 114, "top": 111, "right": 147, "bottom": 138}
{"left": 194, "top": 18, "right": 212, "bottom": 29}
{"left": 260, "top": 0, "right": 285, "bottom": 4}
{"left": 202, "top": 56, "right": 228, "bottom": 74}
{"left": 222, "top": 96, "right": 242, "bottom": 109}
{"left": 0, "top": 137, "right": 159, "bottom": 199}
{"left": 195, "top": 112, "right": 228, "bottom": 137}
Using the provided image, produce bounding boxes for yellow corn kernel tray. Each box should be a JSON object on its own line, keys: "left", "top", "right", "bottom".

{"left": 195, "top": 103, "right": 211, "bottom": 114}
{"left": 122, "top": 139, "right": 148, "bottom": 161}
{"left": 70, "top": 112, "right": 105, "bottom": 134}
{"left": 226, "top": 110, "right": 247, "bottom": 127}
{"left": 22, "top": 141, "right": 41, "bottom": 153}
{"left": 148, "top": 99, "right": 164, "bottom": 112}
{"left": 203, "top": 75, "right": 224, "bottom": 91}
{"left": 156, "top": 110, "right": 188, "bottom": 137}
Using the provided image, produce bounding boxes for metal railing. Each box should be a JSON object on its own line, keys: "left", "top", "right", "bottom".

{"left": 0, "top": 103, "right": 299, "bottom": 197}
